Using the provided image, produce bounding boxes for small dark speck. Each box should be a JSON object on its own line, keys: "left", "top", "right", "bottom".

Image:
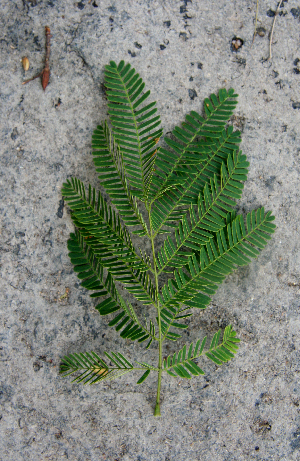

{"left": 57, "top": 199, "right": 64, "bottom": 218}
{"left": 13, "top": 244, "right": 21, "bottom": 255}
{"left": 108, "top": 6, "right": 117, "bottom": 12}
{"left": 197, "top": 62, "right": 203, "bottom": 69}
{"left": 272, "top": 70, "right": 279, "bottom": 78}
{"left": 33, "top": 361, "right": 42, "bottom": 372}
{"left": 275, "top": 80, "right": 284, "bottom": 89}
{"left": 53, "top": 163, "right": 62, "bottom": 171}
{"left": 160, "top": 44, "right": 166, "bottom": 50}
{"left": 291, "top": 429, "right": 300, "bottom": 452}
{"left": 163, "top": 20, "right": 171, "bottom": 27}
{"left": 282, "top": 124, "right": 287, "bottom": 132}
{"left": 188, "top": 89, "right": 197, "bottom": 100}
{"left": 77, "top": 1, "right": 85, "bottom": 10}
{"left": 256, "top": 26, "right": 266, "bottom": 37}
{"left": 265, "top": 176, "right": 276, "bottom": 189}
{"left": 134, "top": 42, "right": 142, "bottom": 49}
{"left": 190, "top": 62, "right": 194, "bottom": 66}
{"left": 128, "top": 50, "right": 136, "bottom": 57}
{"left": 236, "top": 57, "right": 246, "bottom": 67}
{"left": 255, "top": 446, "right": 259, "bottom": 451}
{"left": 33, "top": 36, "right": 42, "bottom": 51}
{"left": 292, "top": 102, "right": 300, "bottom": 109}
{"left": 16, "top": 231, "right": 25, "bottom": 238}
{"left": 267, "top": 8, "right": 286, "bottom": 17}
{"left": 179, "top": 98, "right": 182, "bottom": 103}
{"left": 11, "top": 127, "right": 19, "bottom": 140}
{"left": 179, "top": 32, "right": 188, "bottom": 41}
{"left": 109, "top": 16, "right": 114, "bottom": 23}
{"left": 294, "top": 58, "right": 300, "bottom": 74}
{"left": 189, "top": 76, "right": 193, "bottom": 81}
{"left": 55, "top": 98, "right": 62, "bottom": 108}
{"left": 180, "top": 5, "right": 187, "bottom": 13}
{"left": 92, "top": 1, "right": 98, "bottom": 6}
{"left": 291, "top": 7, "right": 300, "bottom": 19}
{"left": 291, "top": 437, "right": 300, "bottom": 452}
{"left": 102, "top": 333, "right": 106, "bottom": 338}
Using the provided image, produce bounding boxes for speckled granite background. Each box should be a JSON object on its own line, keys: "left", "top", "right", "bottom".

{"left": 0, "top": 0, "right": 300, "bottom": 460}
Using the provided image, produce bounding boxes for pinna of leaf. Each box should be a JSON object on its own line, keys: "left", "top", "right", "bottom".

{"left": 60, "top": 60, "right": 276, "bottom": 416}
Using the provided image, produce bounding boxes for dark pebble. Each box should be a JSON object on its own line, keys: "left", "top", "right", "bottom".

{"left": 188, "top": 89, "right": 197, "bottom": 100}
{"left": 56, "top": 199, "right": 64, "bottom": 218}
{"left": 291, "top": 7, "right": 300, "bottom": 19}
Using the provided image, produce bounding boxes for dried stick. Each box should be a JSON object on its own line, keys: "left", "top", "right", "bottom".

{"left": 268, "top": 1, "right": 283, "bottom": 60}
{"left": 22, "top": 26, "right": 51, "bottom": 90}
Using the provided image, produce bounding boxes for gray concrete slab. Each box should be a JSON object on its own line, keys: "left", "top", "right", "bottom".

{"left": 0, "top": 0, "right": 300, "bottom": 460}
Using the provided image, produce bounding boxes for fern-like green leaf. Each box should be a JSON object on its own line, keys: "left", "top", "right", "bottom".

{"left": 205, "top": 325, "right": 240, "bottom": 365}
{"left": 156, "top": 150, "right": 249, "bottom": 273}
{"left": 92, "top": 121, "right": 149, "bottom": 236}
{"left": 62, "top": 180, "right": 157, "bottom": 308}
{"left": 60, "top": 61, "right": 276, "bottom": 416}
{"left": 60, "top": 351, "right": 157, "bottom": 385}
{"left": 67, "top": 231, "right": 154, "bottom": 343}
{"left": 159, "top": 209, "right": 276, "bottom": 338}
{"left": 72, "top": 227, "right": 156, "bottom": 306}
{"left": 104, "top": 60, "right": 163, "bottom": 199}
{"left": 60, "top": 350, "right": 135, "bottom": 384}
{"left": 150, "top": 127, "right": 242, "bottom": 235}
{"left": 163, "top": 325, "right": 239, "bottom": 378}
{"left": 148, "top": 88, "right": 239, "bottom": 200}
{"left": 62, "top": 178, "right": 151, "bottom": 271}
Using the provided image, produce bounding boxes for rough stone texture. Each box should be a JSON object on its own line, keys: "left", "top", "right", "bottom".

{"left": 0, "top": 0, "right": 300, "bottom": 460}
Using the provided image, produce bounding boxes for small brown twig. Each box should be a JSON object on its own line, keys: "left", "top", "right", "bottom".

{"left": 268, "top": 1, "right": 283, "bottom": 60}
{"left": 22, "top": 26, "right": 51, "bottom": 90}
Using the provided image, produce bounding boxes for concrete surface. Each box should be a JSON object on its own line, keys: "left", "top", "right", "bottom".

{"left": 0, "top": 0, "right": 300, "bottom": 460}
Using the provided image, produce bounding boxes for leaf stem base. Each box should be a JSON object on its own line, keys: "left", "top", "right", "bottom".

{"left": 154, "top": 402, "right": 161, "bottom": 416}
